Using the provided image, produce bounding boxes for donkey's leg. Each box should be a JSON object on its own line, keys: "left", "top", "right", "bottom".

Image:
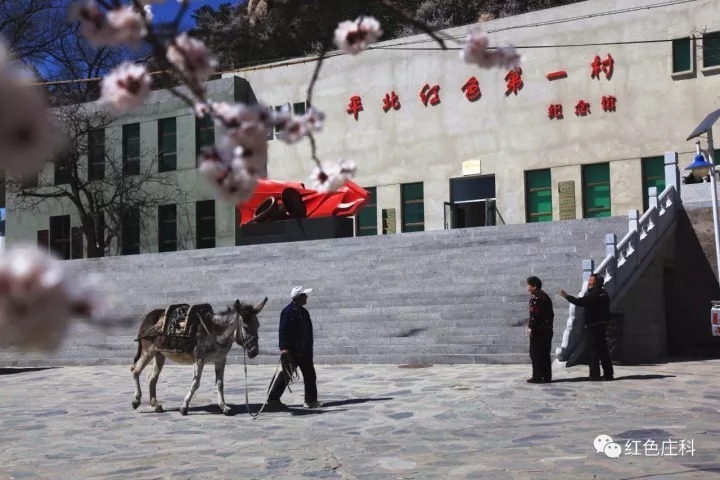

{"left": 214, "top": 358, "right": 231, "bottom": 415}
{"left": 131, "top": 350, "right": 154, "bottom": 410}
{"left": 148, "top": 353, "right": 166, "bottom": 413}
{"left": 180, "top": 358, "right": 205, "bottom": 416}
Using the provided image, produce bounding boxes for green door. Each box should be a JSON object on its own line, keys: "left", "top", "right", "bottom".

{"left": 525, "top": 169, "right": 552, "bottom": 222}
{"left": 642, "top": 157, "right": 665, "bottom": 212}
{"left": 582, "top": 163, "right": 611, "bottom": 218}
{"left": 356, "top": 187, "right": 377, "bottom": 236}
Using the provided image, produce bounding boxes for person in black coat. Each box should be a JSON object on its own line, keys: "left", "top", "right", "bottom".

{"left": 527, "top": 276, "right": 554, "bottom": 383}
{"left": 560, "top": 274, "right": 614, "bottom": 381}
{"left": 267, "top": 286, "right": 323, "bottom": 408}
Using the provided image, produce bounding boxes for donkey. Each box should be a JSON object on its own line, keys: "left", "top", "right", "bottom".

{"left": 131, "top": 298, "right": 267, "bottom": 415}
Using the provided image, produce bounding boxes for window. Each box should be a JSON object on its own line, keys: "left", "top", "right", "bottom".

{"left": 71, "top": 226, "right": 83, "bottom": 259}
{"left": 703, "top": 32, "right": 720, "bottom": 68}
{"left": 274, "top": 104, "right": 289, "bottom": 134}
{"left": 49, "top": 215, "right": 71, "bottom": 260}
{"left": 401, "top": 182, "right": 424, "bottom": 232}
{"left": 20, "top": 175, "right": 38, "bottom": 189}
{"left": 158, "top": 204, "right": 177, "bottom": 252}
{"left": 88, "top": 213, "right": 105, "bottom": 258}
{"left": 293, "top": 101, "right": 307, "bottom": 116}
{"left": 582, "top": 163, "right": 611, "bottom": 218}
{"left": 88, "top": 129, "right": 105, "bottom": 181}
{"left": 123, "top": 123, "right": 140, "bottom": 176}
{"left": 54, "top": 154, "right": 71, "bottom": 185}
{"left": 37, "top": 229, "right": 49, "bottom": 251}
{"left": 158, "top": 117, "right": 177, "bottom": 172}
{"left": 672, "top": 37, "right": 692, "bottom": 73}
{"left": 525, "top": 169, "right": 552, "bottom": 223}
{"left": 642, "top": 156, "right": 666, "bottom": 212}
{"left": 196, "top": 115, "right": 215, "bottom": 158}
{"left": 356, "top": 187, "right": 377, "bottom": 236}
{"left": 121, "top": 208, "right": 140, "bottom": 255}
{"left": 196, "top": 200, "right": 215, "bottom": 249}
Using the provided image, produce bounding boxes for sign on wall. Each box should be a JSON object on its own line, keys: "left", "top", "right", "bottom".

{"left": 558, "top": 181, "right": 576, "bottom": 220}
{"left": 462, "top": 160, "right": 481, "bottom": 176}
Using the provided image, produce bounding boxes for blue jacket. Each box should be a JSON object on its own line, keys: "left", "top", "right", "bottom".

{"left": 278, "top": 301, "right": 313, "bottom": 357}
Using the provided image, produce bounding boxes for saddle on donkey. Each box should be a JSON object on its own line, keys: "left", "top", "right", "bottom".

{"left": 137, "top": 303, "right": 215, "bottom": 354}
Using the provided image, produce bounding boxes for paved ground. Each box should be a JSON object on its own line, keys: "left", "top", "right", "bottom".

{"left": 1, "top": 360, "right": 719, "bottom": 479}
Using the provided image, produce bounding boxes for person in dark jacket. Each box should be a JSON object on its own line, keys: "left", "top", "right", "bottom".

{"left": 267, "top": 286, "right": 323, "bottom": 408}
{"left": 527, "top": 276, "right": 554, "bottom": 383}
{"left": 560, "top": 274, "right": 614, "bottom": 381}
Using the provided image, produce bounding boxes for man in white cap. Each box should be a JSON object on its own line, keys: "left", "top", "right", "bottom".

{"left": 267, "top": 286, "right": 322, "bottom": 408}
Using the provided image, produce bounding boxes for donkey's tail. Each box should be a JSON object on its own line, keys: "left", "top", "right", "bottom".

{"left": 132, "top": 337, "right": 142, "bottom": 367}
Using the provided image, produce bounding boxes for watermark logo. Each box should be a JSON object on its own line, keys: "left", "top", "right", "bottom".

{"left": 594, "top": 435, "right": 621, "bottom": 458}
{"left": 594, "top": 435, "right": 695, "bottom": 458}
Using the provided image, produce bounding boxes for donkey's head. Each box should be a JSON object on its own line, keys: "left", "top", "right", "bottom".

{"left": 233, "top": 297, "right": 267, "bottom": 358}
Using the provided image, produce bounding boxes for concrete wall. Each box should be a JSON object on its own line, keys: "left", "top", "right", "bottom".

{"left": 227, "top": 0, "right": 720, "bottom": 230}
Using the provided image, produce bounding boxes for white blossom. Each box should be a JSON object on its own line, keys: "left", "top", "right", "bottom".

{"left": 212, "top": 102, "right": 271, "bottom": 174}
{"left": 71, "top": 2, "right": 147, "bottom": 48}
{"left": 0, "top": 49, "right": 60, "bottom": 176}
{"left": 167, "top": 33, "right": 218, "bottom": 84}
{"left": 277, "top": 106, "right": 325, "bottom": 144}
{"left": 460, "top": 30, "right": 521, "bottom": 70}
{"left": 192, "top": 102, "right": 211, "bottom": 118}
{"left": 0, "top": 245, "right": 108, "bottom": 352}
{"left": 198, "top": 146, "right": 259, "bottom": 203}
{"left": 334, "top": 16, "right": 383, "bottom": 55}
{"left": 143, "top": 5, "right": 153, "bottom": 22}
{"left": 309, "top": 160, "right": 357, "bottom": 193}
{"left": 100, "top": 62, "right": 152, "bottom": 114}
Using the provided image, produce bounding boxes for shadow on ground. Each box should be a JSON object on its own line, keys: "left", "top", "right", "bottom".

{"left": 550, "top": 374, "right": 676, "bottom": 383}
{"left": 154, "top": 397, "right": 392, "bottom": 416}
{"left": 0, "top": 367, "right": 54, "bottom": 375}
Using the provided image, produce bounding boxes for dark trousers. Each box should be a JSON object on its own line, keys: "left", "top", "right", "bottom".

{"left": 268, "top": 354, "right": 317, "bottom": 403}
{"left": 587, "top": 325, "right": 614, "bottom": 379}
{"left": 529, "top": 329, "right": 553, "bottom": 381}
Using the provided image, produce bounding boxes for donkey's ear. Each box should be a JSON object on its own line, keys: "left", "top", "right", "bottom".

{"left": 234, "top": 299, "right": 241, "bottom": 311}
{"left": 253, "top": 297, "right": 268, "bottom": 314}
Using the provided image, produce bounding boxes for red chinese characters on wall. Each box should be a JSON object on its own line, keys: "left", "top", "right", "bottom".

{"left": 601, "top": 95, "right": 617, "bottom": 112}
{"left": 505, "top": 68, "right": 524, "bottom": 96}
{"left": 546, "top": 70, "right": 567, "bottom": 81}
{"left": 591, "top": 54, "right": 614, "bottom": 80}
{"left": 548, "top": 104, "right": 563, "bottom": 119}
{"left": 382, "top": 91, "right": 401, "bottom": 112}
{"left": 461, "top": 76, "right": 482, "bottom": 102}
{"left": 575, "top": 100, "right": 591, "bottom": 116}
{"left": 419, "top": 84, "right": 441, "bottom": 106}
{"left": 346, "top": 95, "right": 363, "bottom": 120}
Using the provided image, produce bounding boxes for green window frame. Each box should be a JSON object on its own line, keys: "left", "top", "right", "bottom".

{"left": 703, "top": 32, "right": 720, "bottom": 68}
{"left": 122, "top": 123, "right": 140, "bottom": 176}
{"left": 525, "top": 169, "right": 552, "bottom": 223}
{"left": 582, "top": 163, "right": 611, "bottom": 218}
{"left": 121, "top": 208, "right": 141, "bottom": 255}
{"left": 196, "top": 200, "right": 216, "bottom": 249}
{"left": 158, "top": 204, "right": 177, "bottom": 252}
{"left": 49, "top": 215, "right": 71, "bottom": 260}
{"left": 356, "top": 187, "right": 377, "bottom": 236}
{"left": 158, "top": 117, "right": 177, "bottom": 172}
{"left": 401, "top": 182, "right": 424, "bottom": 232}
{"left": 196, "top": 115, "right": 215, "bottom": 159}
{"left": 642, "top": 156, "right": 666, "bottom": 212}
{"left": 293, "top": 101, "right": 306, "bottom": 116}
{"left": 672, "top": 37, "right": 692, "bottom": 73}
{"left": 88, "top": 128, "right": 105, "bottom": 181}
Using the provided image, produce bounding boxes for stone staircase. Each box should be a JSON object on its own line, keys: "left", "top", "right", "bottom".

{"left": 0, "top": 216, "right": 630, "bottom": 367}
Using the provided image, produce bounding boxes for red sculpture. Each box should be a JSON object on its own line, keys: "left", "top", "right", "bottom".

{"left": 236, "top": 179, "right": 370, "bottom": 226}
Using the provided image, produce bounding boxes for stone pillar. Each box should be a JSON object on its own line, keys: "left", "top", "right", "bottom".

{"left": 582, "top": 259, "right": 595, "bottom": 283}
{"left": 628, "top": 209, "right": 639, "bottom": 233}
{"left": 665, "top": 151, "right": 680, "bottom": 195}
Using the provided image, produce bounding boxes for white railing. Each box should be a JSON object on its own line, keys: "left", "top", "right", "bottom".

{"left": 556, "top": 152, "right": 681, "bottom": 365}
{"left": 593, "top": 185, "right": 678, "bottom": 299}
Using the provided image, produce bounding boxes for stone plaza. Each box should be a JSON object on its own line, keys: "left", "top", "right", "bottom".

{"left": 1, "top": 360, "right": 719, "bottom": 479}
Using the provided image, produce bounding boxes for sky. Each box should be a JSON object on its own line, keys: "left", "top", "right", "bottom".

{"left": 152, "top": 0, "right": 246, "bottom": 29}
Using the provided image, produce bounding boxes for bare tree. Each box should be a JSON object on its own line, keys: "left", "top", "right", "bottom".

{"left": 7, "top": 102, "right": 189, "bottom": 257}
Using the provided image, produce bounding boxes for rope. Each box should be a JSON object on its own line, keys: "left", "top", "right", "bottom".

{"left": 242, "top": 348, "right": 299, "bottom": 419}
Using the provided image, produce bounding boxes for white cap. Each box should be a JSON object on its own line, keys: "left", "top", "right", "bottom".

{"left": 291, "top": 286, "right": 313, "bottom": 299}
